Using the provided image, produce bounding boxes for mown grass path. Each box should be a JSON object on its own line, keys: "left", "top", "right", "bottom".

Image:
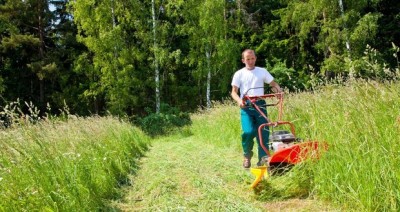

{"left": 114, "top": 136, "right": 332, "bottom": 211}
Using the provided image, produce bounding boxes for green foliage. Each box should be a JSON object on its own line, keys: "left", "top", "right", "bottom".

{"left": 349, "top": 13, "right": 382, "bottom": 58}
{"left": 137, "top": 103, "right": 191, "bottom": 137}
{"left": 258, "top": 0, "right": 400, "bottom": 87}
{"left": 0, "top": 0, "right": 89, "bottom": 115}
{"left": 345, "top": 44, "right": 400, "bottom": 80}
{"left": 69, "top": 0, "right": 151, "bottom": 116}
{"left": 182, "top": 0, "right": 239, "bottom": 107}
{"left": 321, "top": 54, "right": 345, "bottom": 76}
{"left": 1, "top": 0, "right": 400, "bottom": 119}
{"left": 267, "top": 60, "right": 311, "bottom": 91}
{"left": 0, "top": 77, "right": 4, "bottom": 94}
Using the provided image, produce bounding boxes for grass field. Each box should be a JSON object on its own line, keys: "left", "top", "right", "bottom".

{"left": 0, "top": 116, "right": 149, "bottom": 211}
{"left": 294, "top": 81, "right": 400, "bottom": 211}
{"left": 1, "top": 80, "right": 399, "bottom": 211}
{"left": 116, "top": 80, "right": 400, "bottom": 211}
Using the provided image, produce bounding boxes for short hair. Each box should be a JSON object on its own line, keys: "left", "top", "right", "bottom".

{"left": 242, "top": 49, "right": 255, "bottom": 59}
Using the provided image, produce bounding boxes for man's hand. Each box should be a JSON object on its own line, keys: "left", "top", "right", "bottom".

{"left": 270, "top": 81, "right": 282, "bottom": 93}
{"left": 237, "top": 99, "right": 245, "bottom": 108}
{"left": 271, "top": 86, "right": 282, "bottom": 93}
{"left": 232, "top": 85, "right": 246, "bottom": 108}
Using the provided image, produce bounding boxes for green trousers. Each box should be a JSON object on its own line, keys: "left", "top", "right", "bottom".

{"left": 240, "top": 100, "right": 269, "bottom": 161}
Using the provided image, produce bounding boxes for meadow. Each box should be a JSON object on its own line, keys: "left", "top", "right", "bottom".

{"left": 1, "top": 80, "right": 399, "bottom": 211}
{"left": 188, "top": 80, "right": 400, "bottom": 211}
{"left": 0, "top": 117, "right": 149, "bottom": 211}
{"left": 294, "top": 81, "right": 400, "bottom": 211}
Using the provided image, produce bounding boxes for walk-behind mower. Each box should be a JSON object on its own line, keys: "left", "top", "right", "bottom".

{"left": 242, "top": 90, "right": 324, "bottom": 188}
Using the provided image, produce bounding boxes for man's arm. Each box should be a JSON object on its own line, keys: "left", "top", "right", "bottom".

{"left": 231, "top": 85, "right": 244, "bottom": 107}
{"left": 270, "top": 81, "right": 282, "bottom": 93}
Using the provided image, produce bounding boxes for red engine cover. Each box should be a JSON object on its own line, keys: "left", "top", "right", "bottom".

{"left": 268, "top": 141, "right": 323, "bottom": 165}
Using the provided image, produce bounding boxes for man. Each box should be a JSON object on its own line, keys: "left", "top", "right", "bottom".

{"left": 231, "top": 49, "right": 282, "bottom": 168}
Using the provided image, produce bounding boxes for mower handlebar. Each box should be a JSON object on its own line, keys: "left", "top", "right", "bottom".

{"left": 242, "top": 92, "right": 284, "bottom": 107}
{"left": 242, "top": 92, "right": 284, "bottom": 121}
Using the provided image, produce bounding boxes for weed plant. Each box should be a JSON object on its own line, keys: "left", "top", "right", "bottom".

{"left": 0, "top": 116, "right": 149, "bottom": 211}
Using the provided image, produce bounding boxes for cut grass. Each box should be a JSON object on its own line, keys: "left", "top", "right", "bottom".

{"left": 114, "top": 135, "right": 335, "bottom": 211}
{"left": 115, "top": 137, "right": 265, "bottom": 211}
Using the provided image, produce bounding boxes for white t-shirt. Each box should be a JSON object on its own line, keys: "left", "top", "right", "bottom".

{"left": 231, "top": 67, "right": 274, "bottom": 98}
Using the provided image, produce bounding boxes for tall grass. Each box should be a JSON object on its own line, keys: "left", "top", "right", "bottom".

{"left": 189, "top": 100, "right": 241, "bottom": 149}
{"left": 286, "top": 81, "right": 400, "bottom": 211}
{"left": 3, "top": 80, "right": 398, "bottom": 211}
{"left": 189, "top": 80, "right": 400, "bottom": 211}
{"left": 0, "top": 116, "right": 149, "bottom": 211}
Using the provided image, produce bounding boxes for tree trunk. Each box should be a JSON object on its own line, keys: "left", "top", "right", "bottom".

{"left": 152, "top": 0, "right": 160, "bottom": 113}
{"left": 338, "top": 0, "right": 351, "bottom": 55}
{"left": 38, "top": 0, "right": 45, "bottom": 103}
{"left": 206, "top": 50, "right": 211, "bottom": 109}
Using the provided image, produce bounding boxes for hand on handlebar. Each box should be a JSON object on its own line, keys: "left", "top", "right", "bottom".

{"left": 239, "top": 99, "right": 252, "bottom": 108}
{"left": 272, "top": 86, "right": 282, "bottom": 93}
{"left": 244, "top": 99, "right": 252, "bottom": 107}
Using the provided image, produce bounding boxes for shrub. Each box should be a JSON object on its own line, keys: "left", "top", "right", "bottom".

{"left": 137, "top": 103, "right": 191, "bottom": 137}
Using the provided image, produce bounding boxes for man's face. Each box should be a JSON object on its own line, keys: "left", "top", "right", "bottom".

{"left": 242, "top": 51, "right": 257, "bottom": 70}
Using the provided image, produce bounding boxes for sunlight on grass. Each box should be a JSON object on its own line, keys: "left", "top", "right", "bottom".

{"left": 270, "top": 81, "right": 400, "bottom": 211}
{"left": 0, "top": 116, "right": 149, "bottom": 211}
{"left": 4, "top": 80, "right": 399, "bottom": 211}
{"left": 187, "top": 80, "right": 400, "bottom": 211}
{"left": 116, "top": 136, "right": 266, "bottom": 211}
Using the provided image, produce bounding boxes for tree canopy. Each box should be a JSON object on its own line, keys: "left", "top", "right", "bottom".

{"left": 0, "top": 0, "right": 399, "bottom": 117}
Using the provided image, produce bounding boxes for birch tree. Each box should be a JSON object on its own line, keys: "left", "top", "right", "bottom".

{"left": 184, "top": 0, "right": 238, "bottom": 108}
